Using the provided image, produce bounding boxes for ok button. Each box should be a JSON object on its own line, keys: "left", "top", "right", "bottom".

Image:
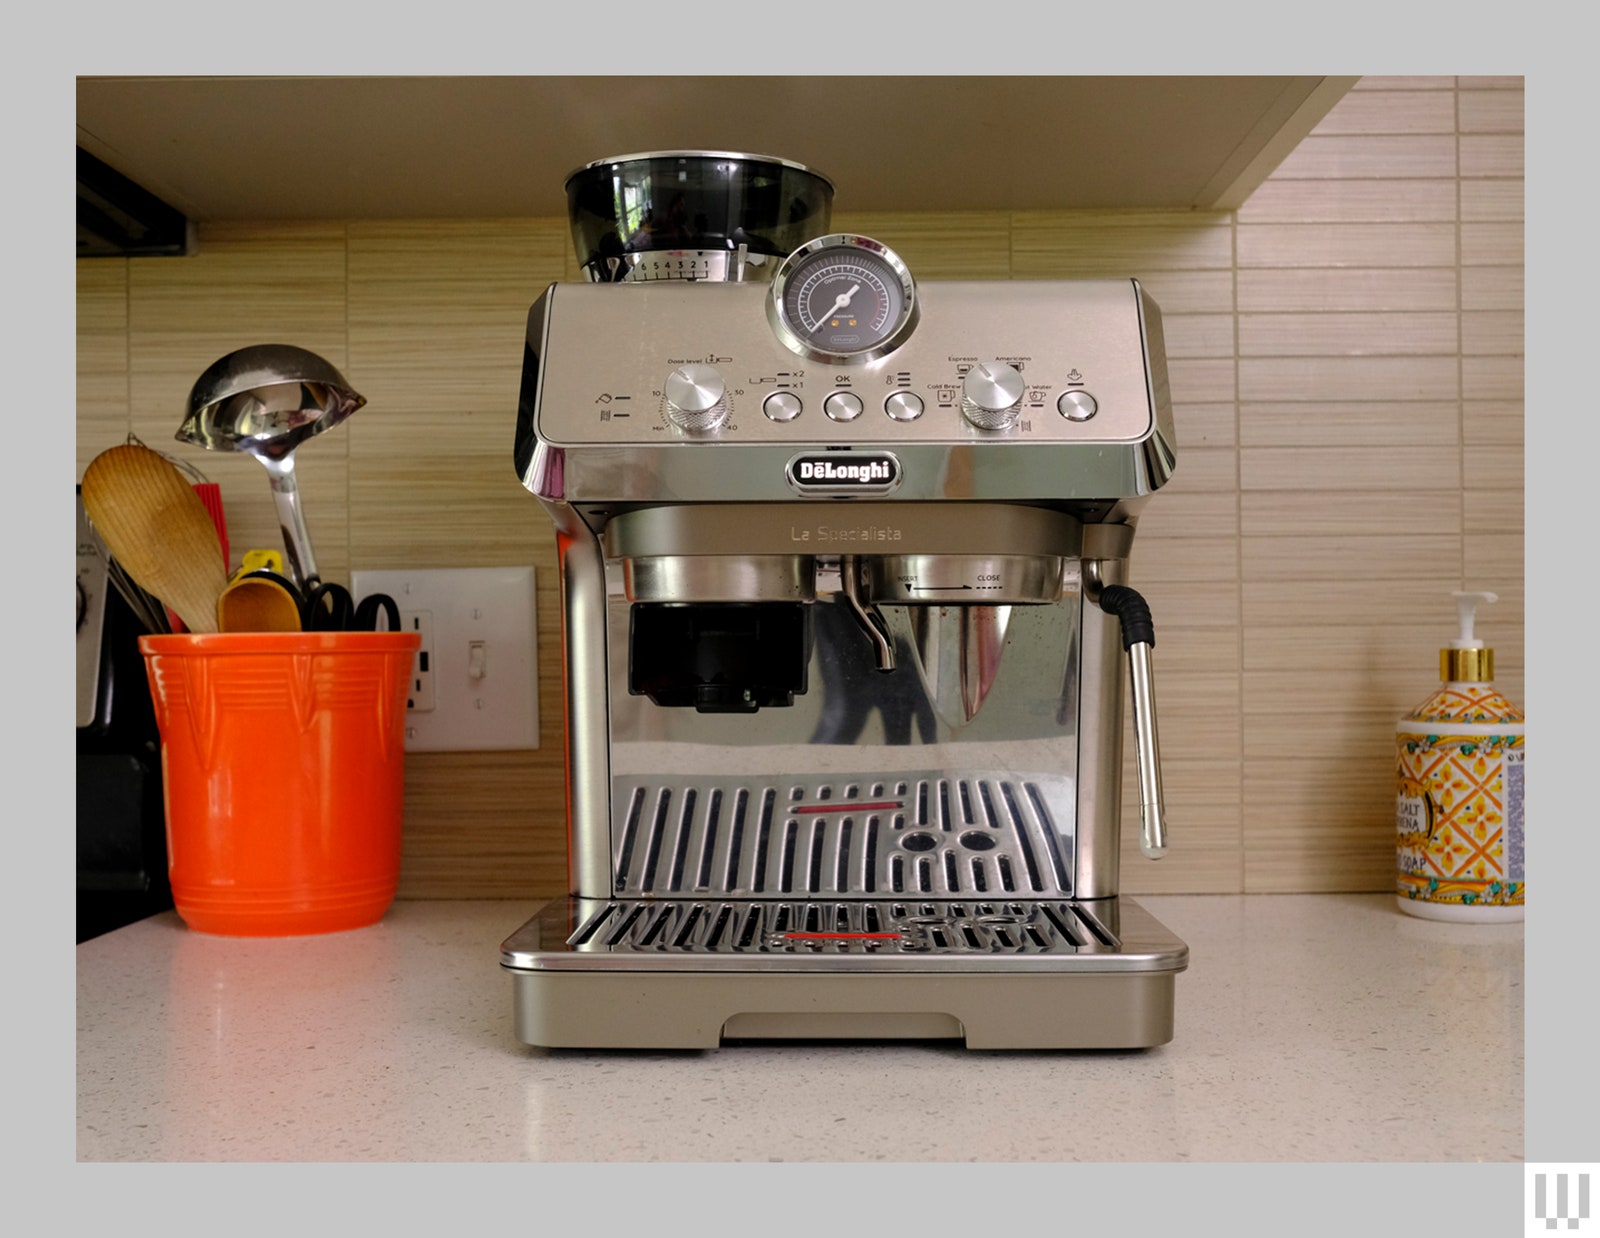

{"left": 823, "top": 391, "right": 864, "bottom": 422}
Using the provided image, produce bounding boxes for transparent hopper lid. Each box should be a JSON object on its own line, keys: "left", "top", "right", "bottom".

{"left": 565, "top": 150, "right": 835, "bottom": 283}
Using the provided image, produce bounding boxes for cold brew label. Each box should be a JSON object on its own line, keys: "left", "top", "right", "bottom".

{"left": 785, "top": 451, "right": 901, "bottom": 495}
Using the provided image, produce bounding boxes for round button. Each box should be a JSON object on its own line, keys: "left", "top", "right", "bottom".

{"left": 664, "top": 363, "right": 728, "bottom": 432}
{"left": 883, "top": 391, "right": 924, "bottom": 422}
{"left": 961, "top": 362, "right": 1025, "bottom": 430}
{"left": 823, "top": 391, "right": 864, "bottom": 422}
{"left": 763, "top": 391, "right": 802, "bottom": 422}
{"left": 1057, "top": 390, "right": 1099, "bottom": 421}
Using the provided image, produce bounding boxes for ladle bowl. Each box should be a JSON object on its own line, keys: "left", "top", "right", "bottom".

{"left": 177, "top": 344, "right": 365, "bottom": 590}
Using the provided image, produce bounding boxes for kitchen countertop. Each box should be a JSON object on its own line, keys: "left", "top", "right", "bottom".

{"left": 76, "top": 893, "right": 1523, "bottom": 1163}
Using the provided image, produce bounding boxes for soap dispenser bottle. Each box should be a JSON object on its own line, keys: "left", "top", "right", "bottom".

{"left": 1395, "top": 590, "right": 1524, "bottom": 921}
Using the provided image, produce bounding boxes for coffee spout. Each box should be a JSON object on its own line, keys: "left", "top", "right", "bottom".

{"left": 895, "top": 603, "right": 1013, "bottom": 728}
{"left": 839, "top": 555, "right": 895, "bottom": 672}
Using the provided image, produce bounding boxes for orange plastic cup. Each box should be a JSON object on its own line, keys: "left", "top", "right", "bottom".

{"left": 139, "top": 631, "right": 421, "bottom": 936}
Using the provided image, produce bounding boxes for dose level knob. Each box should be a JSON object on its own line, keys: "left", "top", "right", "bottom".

{"left": 961, "top": 362, "right": 1025, "bottom": 430}
{"left": 664, "top": 363, "right": 728, "bottom": 432}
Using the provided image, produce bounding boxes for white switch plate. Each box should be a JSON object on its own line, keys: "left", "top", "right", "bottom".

{"left": 351, "top": 566, "right": 539, "bottom": 752}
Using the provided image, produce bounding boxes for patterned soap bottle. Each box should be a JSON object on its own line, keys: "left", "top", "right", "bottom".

{"left": 1395, "top": 590, "right": 1524, "bottom": 921}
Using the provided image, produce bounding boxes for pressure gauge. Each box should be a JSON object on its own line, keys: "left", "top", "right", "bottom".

{"left": 767, "top": 234, "right": 918, "bottom": 364}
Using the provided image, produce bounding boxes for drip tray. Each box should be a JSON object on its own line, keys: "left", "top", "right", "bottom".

{"left": 501, "top": 896, "right": 1188, "bottom": 1050}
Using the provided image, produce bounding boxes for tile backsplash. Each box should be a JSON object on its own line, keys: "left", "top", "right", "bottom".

{"left": 75, "top": 76, "right": 1522, "bottom": 897}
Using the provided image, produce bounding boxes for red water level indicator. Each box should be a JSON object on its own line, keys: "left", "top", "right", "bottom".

{"left": 791, "top": 801, "right": 903, "bottom": 815}
{"left": 783, "top": 932, "right": 903, "bottom": 940}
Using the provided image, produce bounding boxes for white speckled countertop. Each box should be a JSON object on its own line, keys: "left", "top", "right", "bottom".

{"left": 75, "top": 894, "right": 1522, "bottom": 1163}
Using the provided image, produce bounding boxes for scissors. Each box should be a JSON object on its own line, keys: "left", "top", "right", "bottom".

{"left": 300, "top": 582, "right": 402, "bottom": 633}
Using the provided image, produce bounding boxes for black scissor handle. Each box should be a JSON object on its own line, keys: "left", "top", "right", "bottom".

{"left": 301, "top": 582, "right": 356, "bottom": 632}
{"left": 354, "top": 592, "right": 401, "bottom": 632}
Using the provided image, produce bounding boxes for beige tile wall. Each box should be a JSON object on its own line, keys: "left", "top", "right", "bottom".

{"left": 75, "top": 76, "right": 1523, "bottom": 898}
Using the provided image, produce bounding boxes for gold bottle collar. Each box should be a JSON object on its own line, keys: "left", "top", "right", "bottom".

{"left": 1441, "top": 647, "right": 1494, "bottom": 683}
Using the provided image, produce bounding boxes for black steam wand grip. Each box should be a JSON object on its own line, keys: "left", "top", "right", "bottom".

{"left": 1097, "top": 585, "right": 1155, "bottom": 650}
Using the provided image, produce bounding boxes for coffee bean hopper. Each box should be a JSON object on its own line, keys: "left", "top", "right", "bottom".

{"left": 501, "top": 151, "right": 1188, "bottom": 1049}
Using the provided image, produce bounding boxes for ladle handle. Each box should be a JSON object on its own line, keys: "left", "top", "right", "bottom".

{"left": 1096, "top": 584, "right": 1168, "bottom": 860}
{"left": 258, "top": 454, "right": 320, "bottom": 590}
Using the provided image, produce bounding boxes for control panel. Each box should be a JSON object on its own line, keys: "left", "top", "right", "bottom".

{"left": 533, "top": 279, "right": 1157, "bottom": 447}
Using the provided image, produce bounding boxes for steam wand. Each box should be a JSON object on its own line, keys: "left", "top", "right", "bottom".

{"left": 1092, "top": 580, "right": 1169, "bottom": 860}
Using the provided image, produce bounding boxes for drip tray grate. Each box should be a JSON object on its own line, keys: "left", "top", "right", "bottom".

{"left": 611, "top": 771, "right": 1075, "bottom": 900}
{"left": 500, "top": 894, "right": 1191, "bottom": 977}
{"left": 502, "top": 894, "right": 1189, "bottom": 1046}
{"left": 569, "top": 898, "right": 1116, "bottom": 957}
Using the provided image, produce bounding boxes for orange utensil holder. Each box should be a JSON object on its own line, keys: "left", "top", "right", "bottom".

{"left": 139, "top": 631, "right": 421, "bottom": 936}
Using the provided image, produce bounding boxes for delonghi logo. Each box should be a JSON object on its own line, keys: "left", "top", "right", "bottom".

{"left": 799, "top": 460, "right": 893, "bottom": 483}
{"left": 786, "top": 452, "right": 901, "bottom": 495}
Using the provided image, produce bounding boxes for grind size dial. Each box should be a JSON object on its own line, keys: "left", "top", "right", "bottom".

{"left": 767, "top": 234, "right": 919, "bottom": 365}
{"left": 663, "top": 362, "right": 728, "bottom": 432}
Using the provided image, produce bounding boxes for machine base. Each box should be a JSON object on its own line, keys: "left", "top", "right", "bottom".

{"left": 501, "top": 896, "right": 1186, "bottom": 1050}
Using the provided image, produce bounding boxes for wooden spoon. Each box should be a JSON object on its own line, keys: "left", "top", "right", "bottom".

{"left": 217, "top": 574, "right": 302, "bottom": 633}
{"left": 81, "top": 444, "right": 229, "bottom": 635}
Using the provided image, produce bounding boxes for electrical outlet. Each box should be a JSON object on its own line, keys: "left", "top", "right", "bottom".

{"left": 398, "top": 609, "right": 436, "bottom": 711}
{"left": 352, "top": 567, "right": 538, "bottom": 752}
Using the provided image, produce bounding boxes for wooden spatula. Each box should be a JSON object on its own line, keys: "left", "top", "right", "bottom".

{"left": 81, "top": 444, "right": 229, "bottom": 635}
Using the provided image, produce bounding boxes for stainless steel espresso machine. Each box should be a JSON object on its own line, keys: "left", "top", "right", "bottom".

{"left": 501, "top": 151, "right": 1188, "bottom": 1049}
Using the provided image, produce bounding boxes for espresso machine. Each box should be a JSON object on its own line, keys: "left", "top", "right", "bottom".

{"left": 500, "top": 152, "right": 1188, "bottom": 1049}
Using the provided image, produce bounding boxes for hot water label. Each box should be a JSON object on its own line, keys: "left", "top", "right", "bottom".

{"left": 785, "top": 451, "right": 901, "bottom": 495}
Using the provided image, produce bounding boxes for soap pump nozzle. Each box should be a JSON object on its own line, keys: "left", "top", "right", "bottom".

{"left": 1444, "top": 590, "right": 1498, "bottom": 681}
{"left": 1451, "top": 590, "right": 1497, "bottom": 649}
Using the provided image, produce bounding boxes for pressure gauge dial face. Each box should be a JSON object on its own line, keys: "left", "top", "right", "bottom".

{"left": 768, "top": 235, "right": 918, "bottom": 364}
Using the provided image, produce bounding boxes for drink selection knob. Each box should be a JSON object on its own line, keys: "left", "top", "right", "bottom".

{"left": 663, "top": 363, "right": 729, "bottom": 432}
{"left": 961, "top": 362, "right": 1025, "bottom": 430}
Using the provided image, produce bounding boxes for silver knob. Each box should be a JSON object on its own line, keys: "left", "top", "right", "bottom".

{"left": 664, "top": 363, "right": 728, "bottom": 432}
{"left": 961, "top": 362, "right": 1025, "bottom": 430}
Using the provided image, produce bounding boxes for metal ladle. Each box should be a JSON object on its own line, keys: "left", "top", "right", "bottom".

{"left": 177, "top": 344, "right": 365, "bottom": 590}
